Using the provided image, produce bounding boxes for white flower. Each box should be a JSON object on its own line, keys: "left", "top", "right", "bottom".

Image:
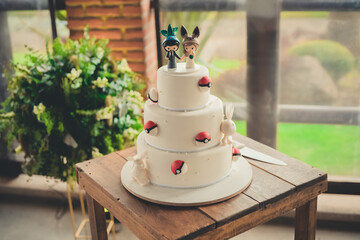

{"left": 95, "top": 106, "right": 115, "bottom": 120}
{"left": 92, "top": 77, "right": 109, "bottom": 88}
{"left": 96, "top": 47, "right": 104, "bottom": 59}
{"left": 66, "top": 68, "right": 82, "bottom": 81}
{"left": 92, "top": 147, "right": 103, "bottom": 158}
{"left": 63, "top": 134, "right": 78, "bottom": 148}
{"left": 125, "top": 90, "right": 144, "bottom": 114}
{"left": 114, "top": 90, "right": 144, "bottom": 117}
{"left": 33, "top": 103, "right": 46, "bottom": 115}
{"left": 118, "top": 102, "right": 127, "bottom": 118}
{"left": 122, "top": 128, "right": 140, "bottom": 148}
{"left": 0, "top": 111, "right": 15, "bottom": 119}
{"left": 15, "top": 145, "right": 23, "bottom": 153}
{"left": 117, "top": 59, "right": 132, "bottom": 72}
{"left": 17, "top": 64, "right": 31, "bottom": 75}
{"left": 123, "top": 128, "right": 139, "bottom": 142}
{"left": 127, "top": 103, "right": 141, "bottom": 115}
{"left": 36, "top": 64, "right": 51, "bottom": 73}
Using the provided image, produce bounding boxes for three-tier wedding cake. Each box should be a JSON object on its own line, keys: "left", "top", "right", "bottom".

{"left": 121, "top": 25, "right": 252, "bottom": 206}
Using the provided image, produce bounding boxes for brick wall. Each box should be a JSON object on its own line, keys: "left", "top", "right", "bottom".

{"left": 65, "top": 0, "right": 158, "bottom": 85}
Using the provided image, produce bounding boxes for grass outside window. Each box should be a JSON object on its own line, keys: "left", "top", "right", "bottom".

{"left": 235, "top": 121, "right": 360, "bottom": 176}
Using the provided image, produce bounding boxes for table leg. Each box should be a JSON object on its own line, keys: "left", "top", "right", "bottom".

{"left": 295, "top": 197, "right": 317, "bottom": 240}
{"left": 86, "top": 193, "right": 108, "bottom": 240}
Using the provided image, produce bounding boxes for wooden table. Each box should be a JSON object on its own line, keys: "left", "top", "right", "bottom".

{"left": 76, "top": 134, "right": 327, "bottom": 240}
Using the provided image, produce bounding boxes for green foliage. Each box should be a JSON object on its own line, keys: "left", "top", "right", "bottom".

{"left": 55, "top": 10, "right": 67, "bottom": 21}
{"left": 0, "top": 29, "right": 145, "bottom": 182}
{"left": 289, "top": 40, "right": 354, "bottom": 81}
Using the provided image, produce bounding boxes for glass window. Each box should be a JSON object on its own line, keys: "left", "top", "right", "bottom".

{"left": 160, "top": 8, "right": 360, "bottom": 177}
{"left": 7, "top": 10, "right": 69, "bottom": 64}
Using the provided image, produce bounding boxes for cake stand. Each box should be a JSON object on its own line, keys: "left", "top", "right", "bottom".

{"left": 121, "top": 157, "right": 253, "bottom": 206}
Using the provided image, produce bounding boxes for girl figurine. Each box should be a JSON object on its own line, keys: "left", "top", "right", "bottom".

{"left": 180, "top": 25, "right": 200, "bottom": 69}
{"left": 161, "top": 24, "right": 181, "bottom": 69}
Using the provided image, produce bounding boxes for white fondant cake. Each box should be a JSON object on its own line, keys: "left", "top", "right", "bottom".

{"left": 121, "top": 26, "right": 252, "bottom": 206}
{"left": 144, "top": 95, "right": 223, "bottom": 151}
{"left": 157, "top": 64, "right": 210, "bottom": 110}
{"left": 130, "top": 62, "right": 240, "bottom": 189}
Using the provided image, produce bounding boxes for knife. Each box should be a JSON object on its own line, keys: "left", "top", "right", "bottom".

{"left": 232, "top": 140, "right": 287, "bottom": 166}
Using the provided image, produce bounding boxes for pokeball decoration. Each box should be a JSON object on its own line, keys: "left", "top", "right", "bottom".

{"left": 232, "top": 147, "right": 242, "bottom": 161}
{"left": 171, "top": 160, "right": 188, "bottom": 175}
{"left": 144, "top": 121, "right": 158, "bottom": 136}
{"left": 148, "top": 88, "right": 158, "bottom": 103}
{"left": 198, "top": 76, "right": 212, "bottom": 91}
{"left": 195, "top": 131, "right": 211, "bottom": 145}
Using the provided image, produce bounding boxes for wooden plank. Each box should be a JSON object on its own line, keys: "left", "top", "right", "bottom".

{"left": 295, "top": 198, "right": 318, "bottom": 240}
{"left": 115, "top": 146, "right": 137, "bottom": 160}
{"left": 198, "top": 193, "right": 258, "bottom": 227}
{"left": 242, "top": 166, "right": 295, "bottom": 206}
{"left": 199, "top": 165, "right": 294, "bottom": 227}
{"left": 233, "top": 133, "right": 327, "bottom": 189}
{"left": 86, "top": 193, "right": 108, "bottom": 240}
{"left": 77, "top": 153, "right": 215, "bottom": 240}
{"left": 195, "top": 180, "right": 327, "bottom": 240}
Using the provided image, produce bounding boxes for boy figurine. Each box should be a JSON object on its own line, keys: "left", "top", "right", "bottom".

{"left": 161, "top": 24, "right": 181, "bottom": 69}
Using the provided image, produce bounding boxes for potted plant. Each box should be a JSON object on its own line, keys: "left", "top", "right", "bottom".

{"left": 0, "top": 28, "right": 146, "bottom": 185}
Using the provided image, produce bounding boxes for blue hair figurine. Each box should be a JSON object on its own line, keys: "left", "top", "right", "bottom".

{"left": 161, "top": 24, "right": 181, "bottom": 69}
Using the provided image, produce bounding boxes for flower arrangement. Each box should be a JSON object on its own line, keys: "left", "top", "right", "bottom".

{"left": 0, "top": 29, "right": 146, "bottom": 183}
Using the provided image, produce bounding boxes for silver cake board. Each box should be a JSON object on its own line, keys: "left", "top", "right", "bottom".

{"left": 121, "top": 157, "right": 253, "bottom": 206}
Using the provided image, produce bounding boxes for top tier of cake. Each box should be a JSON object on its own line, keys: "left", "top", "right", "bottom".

{"left": 157, "top": 63, "right": 211, "bottom": 110}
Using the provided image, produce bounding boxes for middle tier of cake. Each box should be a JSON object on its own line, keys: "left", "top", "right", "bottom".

{"left": 144, "top": 95, "right": 224, "bottom": 152}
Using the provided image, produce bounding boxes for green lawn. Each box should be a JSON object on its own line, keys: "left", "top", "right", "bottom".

{"left": 235, "top": 121, "right": 360, "bottom": 176}
{"left": 281, "top": 11, "right": 329, "bottom": 19}
{"left": 207, "top": 58, "right": 244, "bottom": 78}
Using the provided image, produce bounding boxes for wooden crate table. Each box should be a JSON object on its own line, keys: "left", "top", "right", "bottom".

{"left": 76, "top": 134, "right": 327, "bottom": 240}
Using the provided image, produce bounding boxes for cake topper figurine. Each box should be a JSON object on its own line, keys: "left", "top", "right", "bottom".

{"left": 161, "top": 24, "right": 181, "bottom": 69}
{"left": 130, "top": 152, "right": 150, "bottom": 186}
{"left": 180, "top": 25, "right": 200, "bottom": 69}
{"left": 130, "top": 151, "right": 150, "bottom": 186}
{"left": 220, "top": 103, "right": 236, "bottom": 145}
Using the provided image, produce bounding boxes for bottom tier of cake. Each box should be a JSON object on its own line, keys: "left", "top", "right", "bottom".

{"left": 121, "top": 151, "right": 252, "bottom": 206}
{"left": 137, "top": 131, "right": 233, "bottom": 188}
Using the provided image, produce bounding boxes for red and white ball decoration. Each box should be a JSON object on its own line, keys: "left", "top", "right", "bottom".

{"left": 171, "top": 160, "right": 188, "bottom": 175}
{"left": 198, "top": 76, "right": 212, "bottom": 91}
{"left": 232, "top": 147, "right": 242, "bottom": 161}
{"left": 147, "top": 88, "right": 158, "bottom": 103}
{"left": 195, "top": 131, "right": 211, "bottom": 145}
{"left": 144, "top": 121, "right": 158, "bottom": 136}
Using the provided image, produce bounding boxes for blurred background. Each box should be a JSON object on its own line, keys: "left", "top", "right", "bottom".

{"left": 3, "top": 1, "right": 359, "bottom": 177}
{"left": 0, "top": 0, "right": 359, "bottom": 239}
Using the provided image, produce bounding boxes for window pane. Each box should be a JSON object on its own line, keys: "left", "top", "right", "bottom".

{"left": 160, "top": 10, "right": 360, "bottom": 177}
{"left": 7, "top": 10, "right": 69, "bottom": 64}
{"left": 279, "top": 11, "right": 360, "bottom": 177}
